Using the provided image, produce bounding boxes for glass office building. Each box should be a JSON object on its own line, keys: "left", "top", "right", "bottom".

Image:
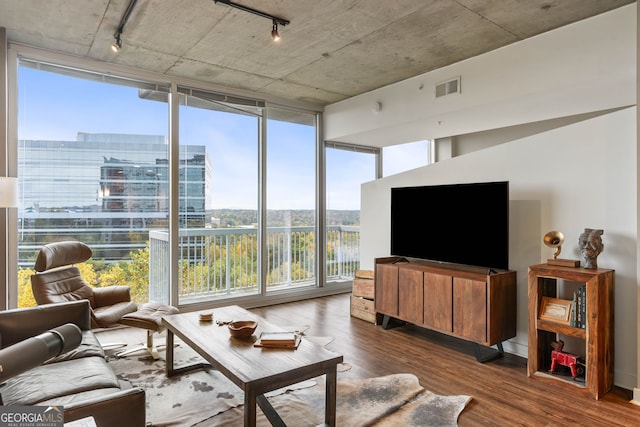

{"left": 18, "top": 133, "right": 209, "bottom": 265}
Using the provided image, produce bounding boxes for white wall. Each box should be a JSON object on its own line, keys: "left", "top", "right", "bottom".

{"left": 325, "top": 5, "right": 638, "bottom": 390}
{"left": 360, "top": 107, "right": 637, "bottom": 389}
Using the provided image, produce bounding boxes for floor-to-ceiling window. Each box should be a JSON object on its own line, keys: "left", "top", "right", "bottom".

{"left": 175, "top": 87, "right": 261, "bottom": 304}
{"left": 266, "top": 107, "right": 317, "bottom": 292}
{"left": 16, "top": 59, "right": 169, "bottom": 308}
{"left": 325, "top": 142, "right": 378, "bottom": 282}
{"left": 10, "top": 47, "right": 343, "bottom": 310}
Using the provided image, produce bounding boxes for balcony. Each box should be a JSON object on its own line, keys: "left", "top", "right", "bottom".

{"left": 149, "top": 225, "right": 360, "bottom": 304}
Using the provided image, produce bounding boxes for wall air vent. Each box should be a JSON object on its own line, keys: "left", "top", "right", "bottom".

{"left": 435, "top": 76, "right": 461, "bottom": 98}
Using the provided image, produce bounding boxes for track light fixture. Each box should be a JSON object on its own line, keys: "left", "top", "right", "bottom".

{"left": 111, "top": 33, "right": 122, "bottom": 52}
{"left": 214, "top": 0, "right": 290, "bottom": 41}
{"left": 111, "top": 0, "right": 138, "bottom": 53}
{"left": 271, "top": 21, "right": 281, "bottom": 42}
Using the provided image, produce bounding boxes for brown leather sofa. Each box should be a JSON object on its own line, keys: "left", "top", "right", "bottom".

{"left": 0, "top": 300, "right": 145, "bottom": 426}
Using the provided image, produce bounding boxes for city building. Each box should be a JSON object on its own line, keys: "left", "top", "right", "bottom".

{"left": 18, "top": 133, "right": 208, "bottom": 264}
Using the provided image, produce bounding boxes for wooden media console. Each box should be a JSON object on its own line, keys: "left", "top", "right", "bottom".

{"left": 374, "top": 257, "right": 517, "bottom": 362}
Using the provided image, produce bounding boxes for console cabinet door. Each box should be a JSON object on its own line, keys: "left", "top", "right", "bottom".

{"left": 423, "top": 272, "right": 453, "bottom": 332}
{"left": 376, "top": 264, "right": 399, "bottom": 316}
{"left": 398, "top": 268, "right": 423, "bottom": 324}
{"left": 453, "top": 278, "right": 487, "bottom": 343}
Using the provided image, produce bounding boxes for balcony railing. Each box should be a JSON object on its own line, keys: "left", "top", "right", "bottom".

{"left": 149, "top": 225, "right": 359, "bottom": 304}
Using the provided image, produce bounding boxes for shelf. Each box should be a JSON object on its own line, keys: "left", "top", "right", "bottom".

{"left": 532, "top": 371, "right": 587, "bottom": 390}
{"left": 527, "top": 263, "right": 614, "bottom": 400}
{"left": 536, "top": 319, "right": 586, "bottom": 339}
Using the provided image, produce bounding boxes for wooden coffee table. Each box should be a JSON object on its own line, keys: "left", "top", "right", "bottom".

{"left": 162, "top": 305, "right": 343, "bottom": 427}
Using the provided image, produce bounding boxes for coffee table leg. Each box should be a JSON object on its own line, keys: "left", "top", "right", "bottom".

{"left": 165, "top": 329, "right": 175, "bottom": 376}
{"left": 244, "top": 389, "right": 257, "bottom": 427}
{"left": 164, "top": 329, "right": 210, "bottom": 377}
{"left": 325, "top": 366, "right": 338, "bottom": 426}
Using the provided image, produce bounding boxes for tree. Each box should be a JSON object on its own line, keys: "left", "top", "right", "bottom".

{"left": 17, "top": 268, "right": 36, "bottom": 308}
{"left": 98, "top": 245, "right": 150, "bottom": 303}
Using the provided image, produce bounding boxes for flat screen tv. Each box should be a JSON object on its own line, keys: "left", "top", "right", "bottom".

{"left": 390, "top": 181, "right": 509, "bottom": 270}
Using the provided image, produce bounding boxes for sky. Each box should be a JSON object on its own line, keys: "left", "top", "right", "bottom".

{"left": 17, "top": 66, "right": 428, "bottom": 211}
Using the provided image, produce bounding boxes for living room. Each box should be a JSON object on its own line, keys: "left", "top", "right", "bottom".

{"left": 1, "top": 1, "right": 639, "bottom": 426}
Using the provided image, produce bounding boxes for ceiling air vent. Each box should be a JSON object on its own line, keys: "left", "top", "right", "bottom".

{"left": 435, "top": 77, "right": 461, "bottom": 98}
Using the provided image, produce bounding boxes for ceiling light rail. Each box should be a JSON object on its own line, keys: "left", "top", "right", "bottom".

{"left": 111, "top": 0, "right": 139, "bottom": 52}
{"left": 213, "top": 0, "right": 290, "bottom": 41}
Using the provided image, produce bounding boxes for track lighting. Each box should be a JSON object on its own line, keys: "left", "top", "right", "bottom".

{"left": 214, "top": 0, "right": 290, "bottom": 41}
{"left": 111, "top": 0, "right": 138, "bottom": 53}
{"left": 111, "top": 33, "right": 122, "bottom": 52}
{"left": 271, "top": 21, "right": 281, "bottom": 42}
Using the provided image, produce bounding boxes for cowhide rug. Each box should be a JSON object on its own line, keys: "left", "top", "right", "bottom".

{"left": 104, "top": 330, "right": 470, "bottom": 426}
{"left": 103, "top": 328, "right": 343, "bottom": 426}
{"left": 207, "top": 373, "right": 471, "bottom": 427}
{"left": 107, "top": 341, "right": 244, "bottom": 426}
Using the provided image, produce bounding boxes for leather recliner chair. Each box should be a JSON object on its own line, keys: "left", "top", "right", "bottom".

{"left": 30, "top": 240, "right": 138, "bottom": 328}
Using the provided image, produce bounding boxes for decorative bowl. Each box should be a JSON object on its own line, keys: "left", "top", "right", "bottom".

{"left": 228, "top": 320, "right": 258, "bottom": 338}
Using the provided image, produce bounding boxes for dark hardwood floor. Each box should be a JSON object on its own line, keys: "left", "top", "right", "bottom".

{"left": 248, "top": 293, "right": 640, "bottom": 427}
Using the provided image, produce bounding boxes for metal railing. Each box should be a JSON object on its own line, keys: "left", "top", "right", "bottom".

{"left": 149, "top": 225, "right": 359, "bottom": 304}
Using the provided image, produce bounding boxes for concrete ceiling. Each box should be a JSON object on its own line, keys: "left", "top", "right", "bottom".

{"left": 0, "top": 0, "right": 635, "bottom": 109}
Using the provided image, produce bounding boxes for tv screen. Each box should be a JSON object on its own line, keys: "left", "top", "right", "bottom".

{"left": 390, "top": 181, "right": 509, "bottom": 270}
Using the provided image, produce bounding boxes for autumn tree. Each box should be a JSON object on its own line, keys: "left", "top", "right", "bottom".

{"left": 98, "top": 245, "right": 150, "bottom": 303}
{"left": 17, "top": 268, "right": 36, "bottom": 308}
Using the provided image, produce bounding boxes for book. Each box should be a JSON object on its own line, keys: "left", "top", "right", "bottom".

{"left": 574, "top": 285, "right": 586, "bottom": 329}
{"left": 579, "top": 286, "right": 586, "bottom": 329}
{"left": 576, "top": 286, "right": 582, "bottom": 328}
{"left": 254, "top": 332, "right": 300, "bottom": 348}
{"left": 259, "top": 331, "right": 297, "bottom": 343}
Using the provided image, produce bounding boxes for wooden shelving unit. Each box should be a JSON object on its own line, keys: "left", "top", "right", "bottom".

{"left": 527, "top": 263, "right": 614, "bottom": 399}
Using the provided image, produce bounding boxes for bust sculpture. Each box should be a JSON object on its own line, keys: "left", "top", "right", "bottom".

{"left": 578, "top": 228, "right": 604, "bottom": 269}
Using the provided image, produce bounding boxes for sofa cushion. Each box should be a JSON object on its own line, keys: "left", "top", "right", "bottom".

{"left": 37, "top": 386, "right": 125, "bottom": 408}
{"left": 0, "top": 356, "right": 120, "bottom": 406}
{"left": 0, "top": 301, "right": 92, "bottom": 349}
{"left": 45, "top": 330, "right": 104, "bottom": 364}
